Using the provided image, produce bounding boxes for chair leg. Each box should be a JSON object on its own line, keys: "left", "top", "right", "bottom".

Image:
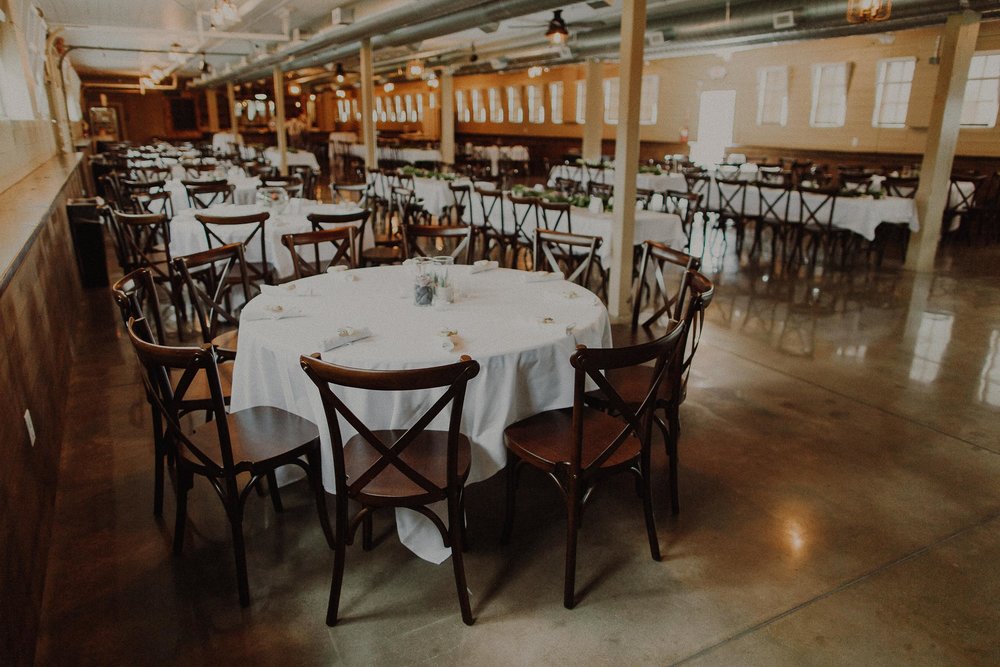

{"left": 326, "top": 491, "right": 349, "bottom": 627}
{"left": 226, "top": 498, "right": 251, "bottom": 607}
{"left": 640, "top": 445, "right": 661, "bottom": 562}
{"left": 306, "top": 449, "right": 335, "bottom": 550}
{"left": 173, "top": 466, "right": 191, "bottom": 555}
{"left": 448, "top": 490, "right": 475, "bottom": 625}
{"left": 267, "top": 471, "right": 284, "bottom": 513}
{"left": 500, "top": 457, "right": 518, "bottom": 545}
{"left": 563, "top": 479, "right": 581, "bottom": 610}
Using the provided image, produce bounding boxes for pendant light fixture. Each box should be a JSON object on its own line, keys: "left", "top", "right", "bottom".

{"left": 846, "top": 0, "right": 891, "bottom": 24}
{"left": 545, "top": 10, "right": 570, "bottom": 45}
{"left": 335, "top": 62, "right": 346, "bottom": 83}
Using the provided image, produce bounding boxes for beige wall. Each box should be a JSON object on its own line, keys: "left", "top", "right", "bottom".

{"left": 327, "top": 20, "right": 1000, "bottom": 159}
{"left": 0, "top": 119, "right": 57, "bottom": 193}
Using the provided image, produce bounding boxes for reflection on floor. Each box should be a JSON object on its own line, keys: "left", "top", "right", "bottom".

{"left": 36, "top": 233, "right": 1000, "bottom": 664}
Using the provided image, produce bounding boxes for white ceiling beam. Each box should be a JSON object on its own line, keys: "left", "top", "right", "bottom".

{"left": 50, "top": 23, "right": 291, "bottom": 43}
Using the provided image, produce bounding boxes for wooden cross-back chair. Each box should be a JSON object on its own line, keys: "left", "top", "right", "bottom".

{"left": 614, "top": 241, "right": 699, "bottom": 346}
{"left": 662, "top": 191, "right": 703, "bottom": 247}
{"left": 125, "top": 316, "right": 333, "bottom": 608}
{"left": 476, "top": 186, "right": 518, "bottom": 266}
{"left": 132, "top": 190, "right": 175, "bottom": 219}
{"left": 839, "top": 172, "right": 871, "bottom": 194}
{"left": 883, "top": 176, "right": 919, "bottom": 198}
{"left": 583, "top": 161, "right": 610, "bottom": 185}
{"left": 308, "top": 209, "right": 369, "bottom": 262}
{"left": 635, "top": 187, "right": 655, "bottom": 210}
{"left": 330, "top": 182, "right": 370, "bottom": 207}
{"left": 533, "top": 228, "right": 605, "bottom": 298}
{"left": 171, "top": 242, "right": 254, "bottom": 360}
{"left": 130, "top": 165, "right": 171, "bottom": 183}
{"left": 299, "top": 353, "right": 481, "bottom": 626}
{"left": 711, "top": 177, "right": 751, "bottom": 254}
{"left": 587, "top": 181, "right": 614, "bottom": 205}
{"left": 447, "top": 182, "right": 474, "bottom": 225}
{"left": 183, "top": 162, "right": 218, "bottom": 179}
{"left": 291, "top": 166, "right": 317, "bottom": 199}
{"left": 185, "top": 181, "right": 235, "bottom": 209}
{"left": 502, "top": 325, "right": 686, "bottom": 609}
{"left": 281, "top": 226, "right": 358, "bottom": 279}
{"left": 194, "top": 210, "right": 272, "bottom": 286}
{"left": 537, "top": 200, "right": 573, "bottom": 234}
{"left": 554, "top": 177, "right": 582, "bottom": 196}
{"left": 403, "top": 223, "right": 474, "bottom": 264}
{"left": 110, "top": 209, "right": 184, "bottom": 319}
{"left": 586, "top": 270, "right": 715, "bottom": 516}
{"left": 261, "top": 174, "right": 304, "bottom": 198}
{"left": 748, "top": 182, "right": 794, "bottom": 262}
{"left": 791, "top": 186, "right": 845, "bottom": 272}
{"left": 508, "top": 194, "right": 541, "bottom": 260}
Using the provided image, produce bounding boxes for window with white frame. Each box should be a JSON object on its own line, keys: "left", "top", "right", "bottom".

{"left": 416, "top": 93, "right": 425, "bottom": 121}
{"left": 506, "top": 86, "right": 523, "bottom": 123}
{"left": 456, "top": 90, "right": 470, "bottom": 122}
{"left": 375, "top": 96, "right": 385, "bottom": 122}
{"left": 575, "top": 80, "right": 586, "bottom": 124}
{"left": 549, "top": 81, "right": 564, "bottom": 124}
{"left": 394, "top": 95, "right": 404, "bottom": 123}
{"left": 488, "top": 87, "right": 503, "bottom": 123}
{"left": 337, "top": 99, "right": 350, "bottom": 123}
{"left": 757, "top": 66, "right": 788, "bottom": 126}
{"left": 404, "top": 94, "right": 415, "bottom": 122}
{"left": 352, "top": 98, "right": 360, "bottom": 121}
{"left": 603, "top": 76, "right": 658, "bottom": 125}
{"left": 810, "top": 62, "right": 849, "bottom": 127}
{"left": 527, "top": 84, "right": 545, "bottom": 123}
{"left": 429, "top": 92, "right": 436, "bottom": 109}
{"left": 471, "top": 89, "right": 486, "bottom": 123}
{"left": 961, "top": 52, "right": 1000, "bottom": 128}
{"left": 26, "top": 5, "right": 49, "bottom": 118}
{"left": 873, "top": 58, "right": 915, "bottom": 128}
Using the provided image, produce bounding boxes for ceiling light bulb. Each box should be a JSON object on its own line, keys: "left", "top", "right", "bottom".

{"left": 335, "top": 62, "right": 346, "bottom": 83}
{"left": 288, "top": 83, "right": 301, "bottom": 95}
{"left": 427, "top": 78, "right": 439, "bottom": 88}
{"left": 254, "top": 93, "right": 267, "bottom": 101}
{"left": 383, "top": 82, "right": 395, "bottom": 93}
{"left": 407, "top": 60, "right": 424, "bottom": 78}
{"left": 545, "top": 10, "right": 570, "bottom": 45}
{"left": 528, "top": 66, "right": 543, "bottom": 78}
{"left": 335, "top": 89, "right": 346, "bottom": 98}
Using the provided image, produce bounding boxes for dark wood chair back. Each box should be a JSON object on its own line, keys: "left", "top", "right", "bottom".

{"left": 884, "top": 176, "right": 919, "bottom": 198}
{"left": 172, "top": 243, "right": 254, "bottom": 346}
{"left": 554, "top": 177, "right": 581, "bottom": 195}
{"left": 194, "top": 211, "right": 271, "bottom": 285}
{"left": 713, "top": 178, "right": 749, "bottom": 218}
{"left": 508, "top": 193, "right": 540, "bottom": 246}
{"left": 281, "top": 226, "right": 358, "bottom": 279}
{"left": 112, "top": 267, "right": 165, "bottom": 343}
{"left": 110, "top": 209, "right": 173, "bottom": 279}
{"left": 260, "top": 175, "right": 304, "bottom": 198}
{"left": 132, "top": 190, "right": 175, "bottom": 219}
{"left": 308, "top": 209, "right": 370, "bottom": 258}
{"left": 186, "top": 181, "right": 235, "bottom": 209}
{"left": 291, "top": 166, "right": 317, "bottom": 199}
{"left": 839, "top": 173, "right": 871, "bottom": 193}
{"left": 538, "top": 199, "right": 573, "bottom": 234}
{"left": 403, "top": 224, "right": 474, "bottom": 264}
{"left": 630, "top": 241, "right": 700, "bottom": 335}
{"left": 662, "top": 191, "right": 702, "bottom": 240}
{"left": 756, "top": 182, "right": 793, "bottom": 223}
{"left": 448, "top": 182, "right": 474, "bottom": 225}
{"left": 587, "top": 181, "right": 614, "bottom": 204}
{"left": 674, "top": 270, "right": 716, "bottom": 403}
{"left": 796, "top": 186, "right": 839, "bottom": 229}
{"left": 533, "top": 228, "right": 601, "bottom": 287}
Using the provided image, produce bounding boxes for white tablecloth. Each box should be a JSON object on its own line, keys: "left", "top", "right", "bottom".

{"left": 168, "top": 201, "right": 369, "bottom": 277}
{"left": 347, "top": 144, "right": 442, "bottom": 165}
{"left": 212, "top": 132, "right": 242, "bottom": 151}
{"left": 328, "top": 132, "right": 358, "bottom": 144}
{"left": 706, "top": 182, "right": 919, "bottom": 241}
{"left": 228, "top": 265, "right": 611, "bottom": 563}
{"left": 264, "top": 147, "right": 320, "bottom": 171}
{"left": 547, "top": 165, "right": 688, "bottom": 194}
{"left": 164, "top": 174, "right": 261, "bottom": 212}
{"left": 494, "top": 199, "right": 686, "bottom": 264}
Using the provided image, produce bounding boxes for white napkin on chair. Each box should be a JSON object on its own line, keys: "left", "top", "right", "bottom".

{"left": 320, "top": 327, "right": 372, "bottom": 351}
{"left": 470, "top": 260, "right": 499, "bottom": 274}
{"left": 523, "top": 271, "right": 565, "bottom": 283}
{"left": 261, "top": 283, "right": 318, "bottom": 297}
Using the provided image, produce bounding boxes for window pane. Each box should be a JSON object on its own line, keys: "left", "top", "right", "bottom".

{"left": 488, "top": 87, "right": 503, "bottom": 123}
{"left": 575, "top": 80, "right": 586, "bottom": 124}
{"left": 549, "top": 81, "right": 563, "bottom": 124}
{"left": 962, "top": 53, "right": 1000, "bottom": 128}
{"left": 527, "top": 85, "right": 545, "bottom": 123}
{"left": 603, "top": 78, "right": 619, "bottom": 124}
{"left": 640, "top": 75, "right": 659, "bottom": 125}
{"left": 507, "top": 86, "right": 523, "bottom": 123}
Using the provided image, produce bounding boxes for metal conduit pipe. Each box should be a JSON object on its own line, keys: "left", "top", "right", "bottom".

{"left": 194, "top": 0, "right": 499, "bottom": 87}
{"left": 281, "top": 0, "right": 575, "bottom": 74}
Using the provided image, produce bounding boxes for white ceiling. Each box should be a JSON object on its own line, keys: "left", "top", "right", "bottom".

{"left": 34, "top": 0, "right": 622, "bottom": 78}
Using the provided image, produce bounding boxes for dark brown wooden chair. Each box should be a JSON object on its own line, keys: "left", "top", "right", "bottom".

{"left": 502, "top": 326, "right": 686, "bottom": 609}
{"left": 110, "top": 209, "right": 184, "bottom": 325}
{"left": 281, "top": 226, "right": 357, "bottom": 279}
{"left": 613, "top": 241, "right": 699, "bottom": 347}
{"left": 538, "top": 199, "right": 574, "bottom": 233}
{"left": 260, "top": 174, "right": 304, "bottom": 198}
{"left": 185, "top": 181, "right": 235, "bottom": 209}
{"left": 300, "top": 353, "right": 481, "bottom": 626}
{"left": 172, "top": 243, "right": 254, "bottom": 360}
{"left": 182, "top": 162, "right": 218, "bottom": 179}
{"left": 125, "top": 317, "right": 333, "bottom": 607}
{"left": 446, "top": 182, "right": 474, "bottom": 225}
{"left": 586, "top": 271, "right": 715, "bottom": 515}
{"left": 554, "top": 176, "right": 582, "bottom": 195}
{"left": 884, "top": 176, "right": 919, "bottom": 198}
{"left": 748, "top": 182, "right": 794, "bottom": 263}
{"left": 508, "top": 193, "right": 541, "bottom": 266}
{"left": 403, "top": 223, "right": 474, "bottom": 264}
{"left": 131, "top": 189, "right": 175, "bottom": 219}
{"left": 475, "top": 186, "right": 516, "bottom": 266}
{"left": 662, "top": 191, "right": 704, "bottom": 248}
{"left": 194, "top": 210, "right": 272, "bottom": 286}
{"left": 533, "top": 228, "right": 604, "bottom": 298}
{"left": 291, "top": 166, "right": 317, "bottom": 199}
{"left": 307, "top": 209, "right": 369, "bottom": 264}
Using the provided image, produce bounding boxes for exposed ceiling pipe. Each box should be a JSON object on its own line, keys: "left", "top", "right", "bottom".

{"left": 194, "top": 0, "right": 500, "bottom": 87}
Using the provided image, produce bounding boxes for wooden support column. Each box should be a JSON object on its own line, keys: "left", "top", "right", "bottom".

{"left": 582, "top": 58, "right": 604, "bottom": 163}
{"left": 206, "top": 89, "right": 220, "bottom": 133}
{"left": 440, "top": 72, "right": 456, "bottom": 167}
{"left": 359, "top": 39, "right": 378, "bottom": 170}
{"left": 905, "top": 11, "right": 981, "bottom": 272}
{"left": 273, "top": 65, "right": 288, "bottom": 175}
{"left": 226, "top": 82, "right": 240, "bottom": 138}
{"left": 608, "top": 0, "right": 647, "bottom": 321}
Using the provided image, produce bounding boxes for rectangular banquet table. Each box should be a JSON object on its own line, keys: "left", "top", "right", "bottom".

{"left": 228, "top": 265, "right": 612, "bottom": 563}
{"left": 547, "top": 164, "right": 689, "bottom": 194}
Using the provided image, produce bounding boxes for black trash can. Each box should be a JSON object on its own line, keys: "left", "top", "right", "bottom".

{"left": 67, "top": 197, "right": 110, "bottom": 288}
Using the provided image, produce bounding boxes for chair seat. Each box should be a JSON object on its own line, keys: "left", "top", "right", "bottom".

{"left": 344, "top": 429, "right": 471, "bottom": 502}
{"left": 182, "top": 406, "right": 319, "bottom": 473}
{"left": 609, "top": 323, "right": 661, "bottom": 348}
{"left": 363, "top": 246, "right": 404, "bottom": 264}
{"left": 504, "top": 407, "right": 641, "bottom": 473}
{"left": 170, "top": 361, "right": 234, "bottom": 406}
{"left": 584, "top": 365, "right": 679, "bottom": 410}
{"left": 212, "top": 329, "right": 239, "bottom": 357}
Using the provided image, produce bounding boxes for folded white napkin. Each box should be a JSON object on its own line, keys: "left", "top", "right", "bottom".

{"left": 320, "top": 327, "right": 372, "bottom": 351}
{"left": 470, "top": 260, "right": 499, "bottom": 274}
{"left": 327, "top": 265, "right": 349, "bottom": 273}
{"left": 524, "top": 271, "right": 565, "bottom": 283}
{"left": 261, "top": 283, "right": 318, "bottom": 297}
{"left": 243, "top": 302, "right": 307, "bottom": 321}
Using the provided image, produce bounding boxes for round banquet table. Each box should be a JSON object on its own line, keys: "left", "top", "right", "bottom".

{"left": 228, "top": 265, "right": 612, "bottom": 563}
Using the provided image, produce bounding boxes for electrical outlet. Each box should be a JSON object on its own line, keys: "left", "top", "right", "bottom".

{"left": 24, "top": 410, "right": 36, "bottom": 447}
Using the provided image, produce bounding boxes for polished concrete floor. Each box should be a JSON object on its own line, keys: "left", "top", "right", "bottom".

{"left": 36, "top": 236, "right": 1000, "bottom": 665}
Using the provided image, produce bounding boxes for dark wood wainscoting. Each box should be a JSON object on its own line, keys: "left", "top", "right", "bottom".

{"left": 0, "top": 156, "right": 84, "bottom": 664}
